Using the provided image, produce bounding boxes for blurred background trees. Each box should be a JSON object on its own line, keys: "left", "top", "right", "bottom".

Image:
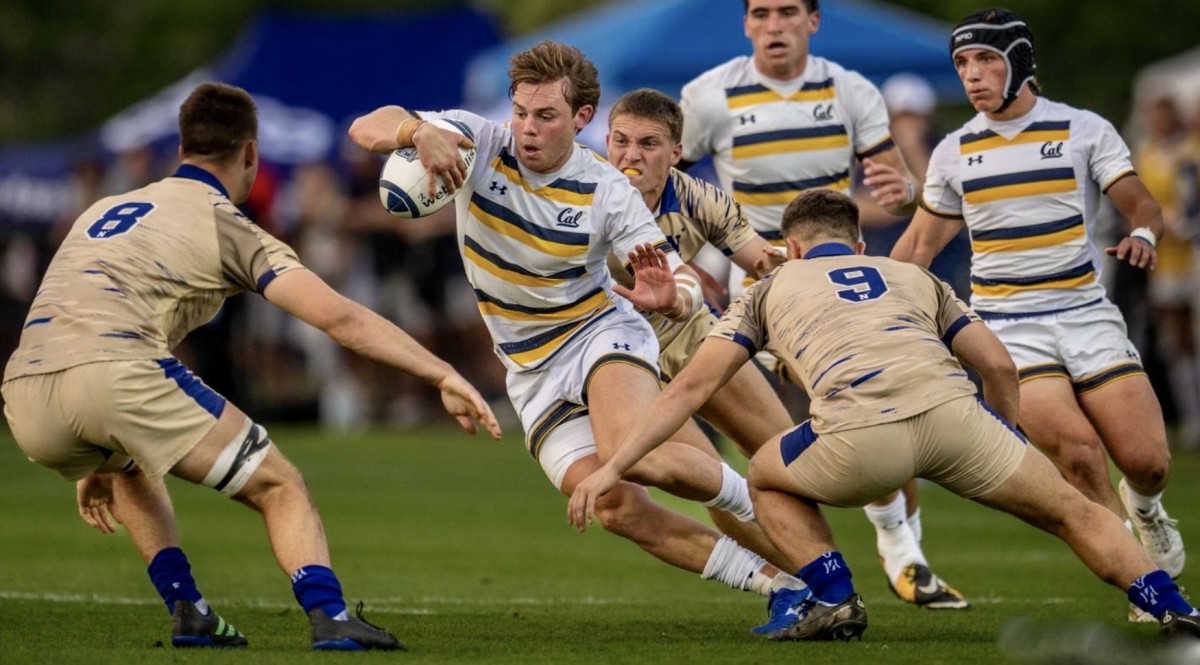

{"left": 1, "top": 0, "right": 1196, "bottom": 142}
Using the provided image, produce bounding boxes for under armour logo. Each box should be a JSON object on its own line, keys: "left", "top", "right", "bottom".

{"left": 823, "top": 560, "right": 842, "bottom": 574}
{"left": 613, "top": 343, "right": 631, "bottom": 351}
{"left": 738, "top": 114, "right": 756, "bottom": 125}
{"left": 1040, "top": 141, "right": 1064, "bottom": 159}
{"left": 967, "top": 155, "right": 984, "bottom": 166}
{"left": 490, "top": 181, "right": 508, "bottom": 195}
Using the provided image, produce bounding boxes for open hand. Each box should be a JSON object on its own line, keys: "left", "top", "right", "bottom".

{"left": 1105, "top": 236, "right": 1157, "bottom": 270}
{"left": 76, "top": 474, "right": 118, "bottom": 534}
{"left": 612, "top": 243, "right": 676, "bottom": 313}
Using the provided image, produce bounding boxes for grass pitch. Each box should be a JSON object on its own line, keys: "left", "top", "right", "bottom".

{"left": 0, "top": 425, "right": 1196, "bottom": 663}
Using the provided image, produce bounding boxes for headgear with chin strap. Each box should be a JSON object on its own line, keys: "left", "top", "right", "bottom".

{"left": 950, "top": 8, "right": 1036, "bottom": 113}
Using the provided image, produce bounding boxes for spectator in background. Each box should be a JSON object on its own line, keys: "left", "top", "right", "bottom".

{"left": 1134, "top": 97, "right": 1200, "bottom": 450}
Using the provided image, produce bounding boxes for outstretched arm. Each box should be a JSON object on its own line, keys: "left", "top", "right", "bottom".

{"left": 567, "top": 337, "right": 749, "bottom": 530}
{"left": 264, "top": 269, "right": 501, "bottom": 439}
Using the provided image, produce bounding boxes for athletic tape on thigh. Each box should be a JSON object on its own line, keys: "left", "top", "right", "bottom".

{"left": 200, "top": 419, "right": 273, "bottom": 497}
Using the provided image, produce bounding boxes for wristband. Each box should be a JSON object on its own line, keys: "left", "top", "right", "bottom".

{"left": 1130, "top": 227, "right": 1157, "bottom": 248}
{"left": 902, "top": 181, "right": 917, "bottom": 207}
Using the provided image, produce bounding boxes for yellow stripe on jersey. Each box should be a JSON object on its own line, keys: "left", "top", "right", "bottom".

{"left": 960, "top": 129, "right": 1071, "bottom": 155}
{"left": 490, "top": 150, "right": 597, "bottom": 206}
{"left": 505, "top": 315, "right": 597, "bottom": 366}
{"left": 964, "top": 267, "right": 1099, "bottom": 296}
{"left": 964, "top": 178, "right": 1076, "bottom": 204}
{"left": 463, "top": 242, "right": 567, "bottom": 288}
{"left": 732, "top": 177, "right": 851, "bottom": 206}
{"left": 972, "top": 223, "right": 1085, "bottom": 253}
{"left": 725, "top": 86, "right": 836, "bottom": 109}
{"left": 731, "top": 134, "right": 850, "bottom": 159}
{"left": 469, "top": 200, "right": 588, "bottom": 259}
{"left": 476, "top": 287, "right": 609, "bottom": 322}
{"left": 959, "top": 121, "right": 1071, "bottom": 155}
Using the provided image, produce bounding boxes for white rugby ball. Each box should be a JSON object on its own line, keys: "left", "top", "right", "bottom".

{"left": 379, "top": 118, "right": 477, "bottom": 218}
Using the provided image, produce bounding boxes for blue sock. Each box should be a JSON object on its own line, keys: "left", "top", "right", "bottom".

{"left": 147, "top": 547, "right": 203, "bottom": 616}
{"left": 291, "top": 565, "right": 348, "bottom": 618}
{"left": 1128, "top": 570, "right": 1194, "bottom": 618}
{"left": 797, "top": 551, "right": 855, "bottom": 604}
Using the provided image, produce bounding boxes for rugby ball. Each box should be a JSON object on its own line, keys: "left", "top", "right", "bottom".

{"left": 378, "top": 118, "right": 477, "bottom": 218}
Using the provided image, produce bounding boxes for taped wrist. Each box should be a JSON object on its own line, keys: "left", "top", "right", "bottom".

{"left": 393, "top": 117, "right": 427, "bottom": 147}
{"left": 669, "top": 273, "right": 704, "bottom": 321}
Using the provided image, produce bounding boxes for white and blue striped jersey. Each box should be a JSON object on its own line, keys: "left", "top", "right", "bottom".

{"left": 681, "top": 55, "right": 893, "bottom": 239}
{"left": 420, "top": 110, "right": 682, "bottom": 373}
{"left": 922, "top": 97, "right": 1135, "bottom": 315}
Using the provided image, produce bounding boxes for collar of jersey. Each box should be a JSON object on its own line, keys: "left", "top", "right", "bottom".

{"left": 802, "top": 242, "right": 854, "bottom": 259}
{"left": 172, "top": 164, "right": 229, "bottom": 199}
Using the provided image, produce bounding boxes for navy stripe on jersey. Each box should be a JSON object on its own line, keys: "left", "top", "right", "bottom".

{"left": 858, "top": 137, "right": 895, "bottom": 159}
{"left": 971, "top": 214, "right": 1083, "bottom": 241}
{"left": 724, "top": 78, "right": 834, "bottom": 98}
{"left": 498, "top": 307, "right": 615, "bottom": 357}
{"left": 470, "top": 194, "right": 591, "bottom": 246}
{"left": 732, "top": 170, "right": 852, "bottom": 194}
{"left": 473, "top": 286, "right": 605, "bottom": 316}
{"left": 975, "top": 297, "right": 1103, "bottom": 320}
{"left": 546, "top": 178, "right": 598, "bottom": 195}
{"left": 733, "top": 125, "right": 848, "bottom": 148}
{"left": 959, "top": 120, "right": 1071, "bottom": 146}
{"left": 463, "top": 235, "right": 587, "bottom": 280}
{"left": 962, "top": 167, "right": 1076, "bottom": 194}
{"left": 941, "top": 315, "right": 973, "bottom": 347}
{"left": 971, "top": 260, "right": 1094, "bottom": 288}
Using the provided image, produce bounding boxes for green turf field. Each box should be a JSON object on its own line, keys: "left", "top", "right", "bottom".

{"left": 0, "top": 425, "right": 1196, "bottom": 663}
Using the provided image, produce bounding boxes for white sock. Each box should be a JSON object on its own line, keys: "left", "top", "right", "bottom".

{"left": 703, "top": 535, "right": 774, "bottom": 596}
{"left": 907, "top": 507, "right": 923, "bottom": 545}
{"left": 1124, "top": 483, "right": 1164, "bottom": 516}
{"left": 194, "top": 598, "right": 210, "bottom": 616}
{"left": 703, "top": 463, "right": 755, "bottom": 522}
{"left": 863, "top": 493, "right": 926, "bottom": 582}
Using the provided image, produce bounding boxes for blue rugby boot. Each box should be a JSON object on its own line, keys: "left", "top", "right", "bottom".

{"left": 751, "top": 587, "right": 813, "bottom": 635}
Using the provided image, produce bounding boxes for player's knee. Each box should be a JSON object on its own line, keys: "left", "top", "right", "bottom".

{"left": 1118, "top": 450, "right": 1169, "bottom": 490}
{"left": 593, "top": 487, "right": 652, "bottom": 539}
{"left": 197, "top": 421, "right": 278, "bottom": 500}
{"left": 1047, "top": 436, "right": 1106, "bottom": 483}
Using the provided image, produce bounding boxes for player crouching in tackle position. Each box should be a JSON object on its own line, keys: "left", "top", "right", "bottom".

{"left": 568, "top": 189, "right": 1200, "bottom": 641}
{"left": 349, "top": 40, "right": 808, "bottom": 623}
{"left": 2, "top": 82, "right": 502, "bottom": 650}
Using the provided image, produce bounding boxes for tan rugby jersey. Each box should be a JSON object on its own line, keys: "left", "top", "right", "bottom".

{"left": 5, "top": 165, "right": 303, "bottom": 381}
{"left": 608, "top": 167, "right": 758, "bottom": 344}
{"left": 711, "top": 242, "right": 980, "bottom": 433}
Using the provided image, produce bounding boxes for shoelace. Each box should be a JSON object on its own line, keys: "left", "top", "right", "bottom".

{"left": 353, "top": 601, "right": 391, "bottom": 634}
{"left": 1139, "top": 512, "right": 1181, "bottom": 554}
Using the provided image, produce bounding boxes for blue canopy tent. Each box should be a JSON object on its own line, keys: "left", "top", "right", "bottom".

{"left": 464, "top": 0, "right": 958, "bottom": 110}
{"left": 0, "top": 7, "right": 500, "bottom": 226}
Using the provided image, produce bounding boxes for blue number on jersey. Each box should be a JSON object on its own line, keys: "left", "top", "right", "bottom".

{"left": 86, "top": 202, "right": 156, "bottom": 239}
{"left": 827, "top": 266, "right": 889, "bottom": 302}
